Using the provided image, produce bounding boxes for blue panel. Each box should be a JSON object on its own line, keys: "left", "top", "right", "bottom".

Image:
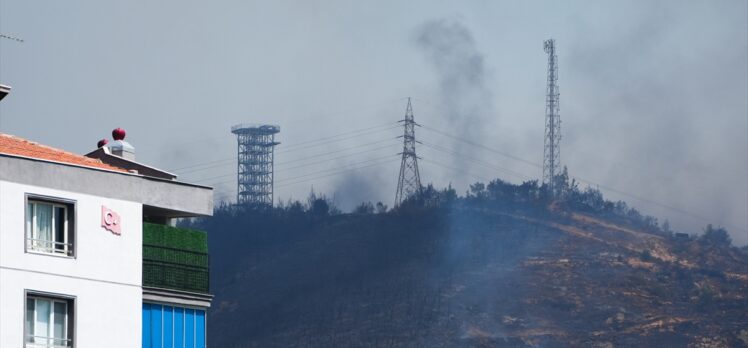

{"left": 150, "top": 304, "right": 163, "bottom": 348}
{"left": 185, "top": 309, "right": 195, "bottom": 348}
{"left": 195, "top": 310, "right": 205, "bottom": 348}
{"left": 142, "top": 303, "right": 151, "bottom": 348}
{"left": 143, "top": 303, "right": 207, "bottom": 348}
{"left": 163, "top": 306, "right": 174, "bottom": 348}
{"left": 174, "top": 308, "right": 184, "bottom": 348}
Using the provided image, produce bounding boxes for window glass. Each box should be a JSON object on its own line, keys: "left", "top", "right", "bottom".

{"left": 35, "top": 299, "right": 50, "bottom": 345}
{"left": 26, "top": 202, "right": 33, "bottom": 238}
{"left": 25, "top": 298, "right": 34, "bottom": 342}
{"left": 55, "top": 207, "right": 66, "bottom": 251}
{"left": 53, "top": 301, "right": 67, "bottom": 344}
{"left": 35, "top": 203, "right": 53, "bottom": 250}
{"left": 27, "top": 297, "right": 72, "bottom": 347}
{"left": 26, "top": 199, "right": 73, "bottom": 256}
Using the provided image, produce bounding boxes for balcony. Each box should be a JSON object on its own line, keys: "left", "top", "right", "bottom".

{"left": 142, "top": 222, "right": 209, "bottom": 294}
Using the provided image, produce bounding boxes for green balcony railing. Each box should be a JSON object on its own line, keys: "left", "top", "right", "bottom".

{"left": 142, "top": 222, "right": 209, "bottom": 294}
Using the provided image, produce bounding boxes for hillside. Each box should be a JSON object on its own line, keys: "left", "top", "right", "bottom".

{"left": 192, "top": 181, "right": 748, "bottom": 347}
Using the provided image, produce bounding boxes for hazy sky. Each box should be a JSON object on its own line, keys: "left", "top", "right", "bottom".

{"left": 1, "top": 1, "right": 746, "bottom": 244}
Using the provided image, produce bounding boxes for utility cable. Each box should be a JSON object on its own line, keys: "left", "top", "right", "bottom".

{"left": 178, "top": 137, "right": 399, "bottom": 176}
{"left": 420, "top": 125, "right": 541, "bottom": 169}
{"left": 419, "top": 140, "right": 533, "bottom": 181}
{"left": 420, "top": 124, "right": 747, "bottom": 233}
{"left": 171, "top": 123, "right": 398, "bottom": 173}
{"left": 419, "top": 158, "right": 490, "bottom": 183}
{"left": 276, "top": 159, "right": 395, "bottom": 189}
{"left": 207, "top": 155, "right": 397, "bottom": 189}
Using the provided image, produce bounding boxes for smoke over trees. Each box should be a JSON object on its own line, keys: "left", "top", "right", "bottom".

{"left": 191, "top": 176, "right": 747, "bottom": 347}
{"left": 414, "top": 18, "right": 493, "bottom": 171}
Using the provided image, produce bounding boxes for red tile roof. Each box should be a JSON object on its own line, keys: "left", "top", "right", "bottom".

{"left": 0, "top": 133, "right": 128, "bottom": 173}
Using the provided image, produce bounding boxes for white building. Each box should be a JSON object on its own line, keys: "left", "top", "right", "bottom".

{"left": 0, "top": 123, "right": 213, "bottom": 347}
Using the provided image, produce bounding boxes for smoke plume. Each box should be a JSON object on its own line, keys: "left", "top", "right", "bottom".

{"left": 414, "top": 18, "right": 494, "bottom": 173}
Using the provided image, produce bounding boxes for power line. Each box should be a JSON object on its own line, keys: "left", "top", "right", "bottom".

{"left": 419, "top": 141, "right": 533, "bottom": 181}
{"left": 277, "top": 138, "right": 398, "bottom": 166}
{"left": 166, "top": 96, "right": 406, "bottom": 149}
{"left": 277, "top": 124, "right": 399, "bottom": 154}
{"left": 420, "top": 158, "right": 490, "bottom": 183}
{"left": 569, "top": 176, "right": 747, "bottom": 233}
{"left": 276, "top": 154, "right": 396, "bottom": 183}
{"left": 276, "top": 159, "right": 395, "bottom": 189}
{"left": 168, "top": 92, "right": 743, "bottom": 234}
{"left": 207, "top": 154, "right": 397, "bottom": 187}
{"left": 174, "top": 157, "right": 235, "bottom": 173}
{"left": 209, "top": 155, "right": 397, "bottom": 189}
{"left": 170, "top": 123, "right": 399, "bottom": 173}
{"left": 280, "top": 122, "right": 397, "bottom": 151}
{"left": 177, "top": 138, "right": 399, "bottom": 176}
{"left": 420, "top": 125, "right": 541, "bottom": 169}
{"left": 181, "top": 137, "right": 399, "bottom": 183}
{"left": 280, "top": 143, "right": 399, "bottom": 172}
{"left": 418, "top": 124, "right": 747, "bottom": 233}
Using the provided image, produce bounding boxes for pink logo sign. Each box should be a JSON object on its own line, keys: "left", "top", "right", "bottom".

{"left": 101, "top": 206, "right": 121, "bottom": 235}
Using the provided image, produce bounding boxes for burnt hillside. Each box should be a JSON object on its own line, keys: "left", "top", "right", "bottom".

{"left": 192, "top": 181, "right": 748, "bottom": 347}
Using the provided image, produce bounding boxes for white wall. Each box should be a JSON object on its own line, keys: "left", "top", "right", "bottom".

{"left": 0, "top": 180, "right": 143, "bottom": 348}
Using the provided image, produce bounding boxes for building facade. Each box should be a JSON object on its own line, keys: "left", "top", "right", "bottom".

{"left": 0, "top": 131, "right": 213, "bottom": 348}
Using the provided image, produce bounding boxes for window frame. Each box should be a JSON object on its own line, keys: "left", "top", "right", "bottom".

{"left": 24, "top": 194, "right": 77, "bottom": 258}
{"left": 24, "top": 290, "right": 76, "bottom": 348}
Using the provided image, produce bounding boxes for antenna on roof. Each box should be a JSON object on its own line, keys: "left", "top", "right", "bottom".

{"left": 0, "top": 85, "right": 10, "bottom": 101}
{"left": 0, "top": 33, "right": 23, "bottom": 102}
{"left": 0, "top": 34, "right": 24, "bottom": 43}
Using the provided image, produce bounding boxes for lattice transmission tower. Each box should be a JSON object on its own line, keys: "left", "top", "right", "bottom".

{"left": 231, "top": 124, "right": 280, "bottom": 208}
{"left": 543, "top": 39, "right": 561, "bottom": 197}
{"left": 395, "top": 98, "right": 422, "bottom": 206}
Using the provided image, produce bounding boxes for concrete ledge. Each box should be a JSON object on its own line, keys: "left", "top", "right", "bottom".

{"left": 143, "top": 287, "right": 213, "bottom": 308}
{"left": 0, "top": 154, "right": 213, "bottom": 216}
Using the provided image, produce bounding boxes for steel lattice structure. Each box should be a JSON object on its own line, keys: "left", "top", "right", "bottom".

{"left": 395, "top": 98, "right": 422, "bottom": 206}
{"left": 543, "top": 39, "right": 561, "bottom": 197}
{"left": 231, "top": 124, "right": 280, "bottom": 207}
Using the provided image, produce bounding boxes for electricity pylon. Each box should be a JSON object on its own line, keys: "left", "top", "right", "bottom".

{"left": 395, "top": 98, "right": 422, "bottom": 206}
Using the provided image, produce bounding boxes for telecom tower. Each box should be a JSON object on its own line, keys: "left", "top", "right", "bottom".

{"left": 395, "top": 98, "right": 422, "bottom": 206}
{"left": 231, "top": 124, "right": 280, "bottom": 207}
{"left": 543, "top": 39, "right": 561, "bottom": 197}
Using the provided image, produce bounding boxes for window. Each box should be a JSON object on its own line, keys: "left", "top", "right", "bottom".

{"left": 142, "top": 303, "right": 206, "bottom": 348}
{"left": 26, "top": 197, "right": 74, "bottom": 257}
{"left": 25, "top": 294, "right": 74, "bottom": 348}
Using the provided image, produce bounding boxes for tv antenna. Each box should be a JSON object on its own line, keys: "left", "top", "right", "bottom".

{"left": 0, "top": 34, "right": 24, "bottom": 43}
